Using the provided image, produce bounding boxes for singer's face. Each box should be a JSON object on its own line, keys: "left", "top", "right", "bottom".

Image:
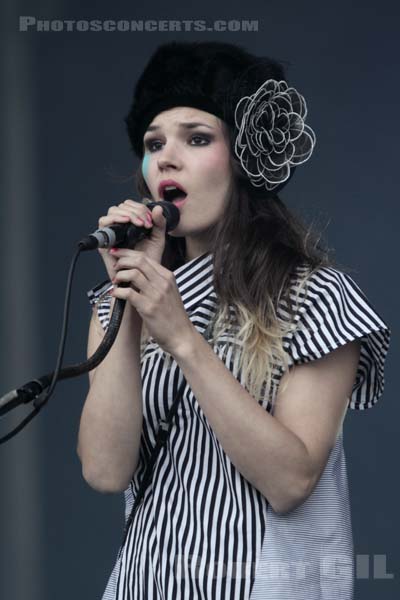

{"left": 141, "top": 106, "right": 233, "bottom": 262}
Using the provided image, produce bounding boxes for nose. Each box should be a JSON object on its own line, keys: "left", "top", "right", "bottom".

{"left": 157, "top": 141, "right": 182, "bottom": 171}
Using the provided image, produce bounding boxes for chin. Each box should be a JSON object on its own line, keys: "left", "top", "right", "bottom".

{"left": 167, "top": 229, "right": 183, "bottom": 238}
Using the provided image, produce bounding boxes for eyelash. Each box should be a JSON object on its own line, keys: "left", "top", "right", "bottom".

{"left": 143, "top": 134, "right": 212, "bottom": 153}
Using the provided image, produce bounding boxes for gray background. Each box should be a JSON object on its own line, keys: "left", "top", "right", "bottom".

{"left": 1, "top": 0, "right": 398, "bottom": 598}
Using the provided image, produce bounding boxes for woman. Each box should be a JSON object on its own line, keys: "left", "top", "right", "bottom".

{"left": 77, "top": 41, "right": 391, "bottom": 599}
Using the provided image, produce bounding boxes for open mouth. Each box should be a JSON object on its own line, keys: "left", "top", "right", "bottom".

{"left": 162, "top": 187, "right": 188, "bottom": 203}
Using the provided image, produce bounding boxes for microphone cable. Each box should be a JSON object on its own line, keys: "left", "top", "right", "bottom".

{"left": 0, "top": 200, "right": 179, "bottom": 444}
{"left": 0, "top": 247, "right": 128, "bottom": 444}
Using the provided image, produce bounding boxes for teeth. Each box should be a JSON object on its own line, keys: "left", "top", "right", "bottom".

{"left": 165, "top": 185, "right": 178, "bottom": 190}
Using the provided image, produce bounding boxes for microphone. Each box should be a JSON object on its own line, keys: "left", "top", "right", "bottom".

{"left": 78, "top": 200, "right": 180, "bottom": 251}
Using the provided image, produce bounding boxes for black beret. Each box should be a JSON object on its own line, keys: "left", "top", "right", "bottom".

{"left": 125, "top": 41, "right": 287, "bottom": 159}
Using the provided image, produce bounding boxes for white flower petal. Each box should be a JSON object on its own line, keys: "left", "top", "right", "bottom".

{"left": 233, "top": 77, "right": 316, "bottom": 191}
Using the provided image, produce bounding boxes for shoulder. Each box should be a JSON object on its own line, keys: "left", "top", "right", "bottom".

{"left": 289, "top": 262, "right": 359, "bottom": 303}
{"left": 286, "top": 262, "right": 379, "bottom": 326}
{"left": 283, "top": 262, "right": 391, "bottom": 410}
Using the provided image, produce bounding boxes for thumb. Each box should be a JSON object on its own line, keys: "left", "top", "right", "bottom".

{"left": 150, "top": 204, "right": 167, "bottom": 234}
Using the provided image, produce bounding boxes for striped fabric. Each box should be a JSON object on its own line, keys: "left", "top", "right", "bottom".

{"left": 86, "top": 252, "right": 390, "bottom": 599}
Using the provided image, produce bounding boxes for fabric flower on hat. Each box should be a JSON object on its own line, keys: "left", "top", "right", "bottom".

{"left": 234, "top": 79, "right": 316, "bottom": 191}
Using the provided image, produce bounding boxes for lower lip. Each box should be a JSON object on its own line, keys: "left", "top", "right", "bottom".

{"left": 172, "top": 197, "right": 187, "bottom": 209}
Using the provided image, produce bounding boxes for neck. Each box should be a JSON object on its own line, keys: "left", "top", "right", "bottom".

{"left": 184, "top": 236, "right": 213, "bottom": 263}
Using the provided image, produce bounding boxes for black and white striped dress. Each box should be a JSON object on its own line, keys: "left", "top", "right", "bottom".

{"left": 86, "top": 251, "right": 390, "bottom": 600}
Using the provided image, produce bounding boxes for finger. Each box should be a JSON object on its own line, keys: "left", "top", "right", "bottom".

{"left": 112, "top": 206, "right": 144, "bottom": 220}
{"left": 100, "top": 210, "right": 148, "bottom": 229}
{"left": 107, "top": 206, "right": 135, "bottom": 217}
{"left": 115, "top": 205, "right": 153, "bottom": 227}
{"left": 113, "top": 268, "right": 149, "bottom": 293}
{"left": 123, "top": 199, "right": 146, "bottom": 208}
{"left": 111, "top": 249, "right": 162, "bottom": 275}
{"left": 113, "top": 252, "right": 153, "bottom": 280}
{"left": 111, "top": 249, "right": 170, "bottom": 279}
{"left": 137, "top": 252, "right": 173, "bottom": 281}
{"left": 98, "top": 213, "right": 130, "bottom": 227}
{"left": 113, "top": 257, "right": 150, "bottom": 280}
{"left": 111, "top": 284, "right": 142, "bottom": 308}
{"left": 119, "top": 199, "right": 152, "bottom": 218}
{"left": 102, "top": 202, "right": 153, "bottom": 226}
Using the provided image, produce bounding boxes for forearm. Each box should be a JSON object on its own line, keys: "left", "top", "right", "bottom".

{"left": 172, "top": 327, "right": 312, "bottom": 514}
{"left": 77, "top": 303, "right": 143, "bottom": 493}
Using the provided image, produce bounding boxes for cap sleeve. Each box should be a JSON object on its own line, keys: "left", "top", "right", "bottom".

{"left": 87, "top": 279, "right": 113, "bottom": 332}
{"left": 284, "top": 266, "right": 391, "bottom": 410}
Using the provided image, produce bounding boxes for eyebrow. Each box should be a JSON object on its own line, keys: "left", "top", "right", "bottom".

{"left": 145, "top": 122, "right": 215, "bottom": 133}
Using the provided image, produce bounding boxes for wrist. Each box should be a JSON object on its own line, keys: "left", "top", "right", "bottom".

{"left": 123, "top": 301, "right": 143, "bottom": 328}
{"left": 171, "top": 324, "right": 203, "bottom": 363}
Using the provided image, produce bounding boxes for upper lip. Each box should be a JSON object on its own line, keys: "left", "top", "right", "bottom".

{"left": 158, "top": 179, "right": 187, "bottom": 200}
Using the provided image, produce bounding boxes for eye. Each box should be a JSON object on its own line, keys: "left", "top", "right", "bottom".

{"left": 189, "top": 135, "right": 211, "bottom": 146}
{"left": 143, "top": 134, "right": 212, "bottom": 153}
{"left": 144, "top": 139, "right": 162, "bottom": 152}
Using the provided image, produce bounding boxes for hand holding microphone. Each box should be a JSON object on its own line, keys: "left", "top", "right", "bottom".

{"left": 0, "top": 200, "right": 179, "bottom": 433}
{"left": 80, "top": 199, "right": 179, "bottom": 281}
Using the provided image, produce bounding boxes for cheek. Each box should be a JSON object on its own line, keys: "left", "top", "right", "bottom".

{"left": 198, "top": 151, "right": 231, "bottom": 218}
{"left": 142, "top": 154, "right": 150, "bottom": 181}
{"left": 200, "top": 147, "right": 231, "bottom": 186}
{"left": 142, "top": 154, "right": 158, "bottom": 198}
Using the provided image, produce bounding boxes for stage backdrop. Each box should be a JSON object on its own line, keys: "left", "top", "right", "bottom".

{"left": 1, "top": 0, "right": 398, "bottom": 598}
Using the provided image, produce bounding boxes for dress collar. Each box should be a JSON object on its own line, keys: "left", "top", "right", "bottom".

{"left": 173, "top": 251, "right": 215, "bottom": 313}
